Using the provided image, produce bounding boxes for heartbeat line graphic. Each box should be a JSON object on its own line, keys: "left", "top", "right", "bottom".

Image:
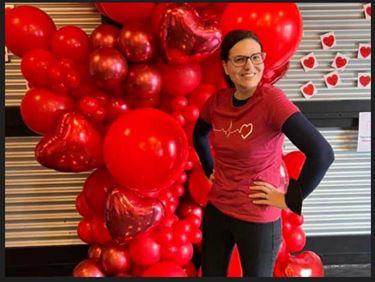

{"left": 213, "top": 121, "right": 253, "bottom": 139}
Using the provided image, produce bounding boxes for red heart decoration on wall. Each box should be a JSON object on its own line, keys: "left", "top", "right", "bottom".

{"left": 335, "top": 56, "right": 347, "bottom": 68}
{"left": 105, "top": 188, "right": 164, "bottom": 245}
{"left": 326, "top": 74, "right": 338, "bottom": 86}
{"left": 35, "top": 112, "right": 103, "bottom": 172}
{"left": 359, "top": 75, "right": 371, "bottom": 87}
{"left": 323, "top": 35, "right": 334, "bottom": 47}
{"left": 303, "top": 57, "right": 315, "bottom": 69}
{"left": 160, "top": 4, "right": 222, "bottom": 64}
{"left": 302, "top": 84, "right": 314, "bottom": 96}
{"left": 360, "top": 46, "right": 371, "bottom": 58}
{"left": 366, "top": 6, "right": 371, "bottom": 17}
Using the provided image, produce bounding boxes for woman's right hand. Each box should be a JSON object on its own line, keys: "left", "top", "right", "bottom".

{"left": 208, "top": 169, "right": 215, "bottom": 185}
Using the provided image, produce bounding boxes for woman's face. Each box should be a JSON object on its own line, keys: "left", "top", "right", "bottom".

{"left": 222, "top": 38, "right": 265, "bottom": 91}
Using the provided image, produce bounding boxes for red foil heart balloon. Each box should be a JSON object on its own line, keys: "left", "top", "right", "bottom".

{"left": 159, "top": 4, "right": 222, "bottom": 64}
{"left": 35, "top": 111, "right": 104, "bottom": 172}
{"left": 284, "top": 251, "right": 324, "bottom": 277}
{"left": 105, "top": 188, "right": 164, "bottom": 245}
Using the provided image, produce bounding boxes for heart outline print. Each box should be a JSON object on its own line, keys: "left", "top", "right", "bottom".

{"left": 213, "top": 121, "right": 254, "bottom": 140}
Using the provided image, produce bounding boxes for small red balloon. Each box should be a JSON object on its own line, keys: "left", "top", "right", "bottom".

{"left": 101, "top": 245, "right": 132, "bottom": 275}
{"left": 90, "top": 24, "right": 120, "bottom": 49}
{"left": 142, "top": 261, "right": 187, "bottom": 277}
{"left": 125, "top": 64, "right": 162, "bottom": 99}
{"left": 73, "top": 259, "right": 105, "bottom": 277}
{"left": 75, "top": 191, "right": 94, "bottom": 218}
{"left": 129, "top": 233, "right": 161, "bottom": 266}
{"left": 88, "top": 244, "right": 103, "bottom": 262}
{"left": 77, "top": 218, "right": 94, "bottom": 244}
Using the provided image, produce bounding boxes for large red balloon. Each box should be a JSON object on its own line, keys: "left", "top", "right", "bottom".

{"left": 99, "top": 2, "right": 156, "bottom": 25}
{"left": 125, "top": 64, "right": 162, "bottom": 99}
{"left": 220, "top": 3, "right": 303, "bottom": 70}
{"left": 103, "top": 108, "right": 189, "bottom": 193}
{"left": 159, "top": 60, "right": 202, "bottom": 96}
{"left": 51, "top": 26, "right": 90, "bottom": 62}
{"left": 20, "top": 89, "right": 74, "bottom": 135}
{"left": 142, "top": 261, "right": 187, "bottom": 277}
{"left": 5, "top": 5, "right": 56, "bottom": 57}
{"left": 73, "top": 259, "right": 105, "bottom": 277}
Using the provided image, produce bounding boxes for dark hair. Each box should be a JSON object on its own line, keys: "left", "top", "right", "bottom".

{"left": 220, "top": 30, "right": 263, "bottom": 88}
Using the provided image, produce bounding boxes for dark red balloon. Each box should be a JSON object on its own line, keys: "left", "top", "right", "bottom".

{"left": 51, "top": 26, "right": 90, "bottom": 62}
{"left": 160, "top": 4, "right": 222, "bottom": 64}
{"left": 90, "top": 24, "right": 120, "bottom": 49}
{"left": 35, "top": 112, "right": 104, "bottom": 172}
{"left": 73, "top": 259, "right": 105, "bottom": 277}
{"left": 101, "top": 245, "right": 132, "bottom": 275}
{"left": 20, "top": 89, "right": 74, "bottom": 135}
{"left": 177, "top": 199, "right": 203, "bottom": 220}
{"left": 21, "top": 49, "right": 56, "bottom": 87}
{"left": 220, "top": 3, "right": 303, "bottom": 70}
{"left": 142, "top": 261, "right": 187, "bottom": 277}
{"left": 89, "top": 47, "right": 128, "bottom": 89}
{"left": 118, "top": 24, "right": 156, "bottom": 62}
{"left": 5, "top": 5, "right": 56, "bottom": 57}
{"left": 100, "top": 3, "right": 156, "bottom": 25}
{"left": 129, "top": 233, "right": 161, "bottom": 266}
{"left": 77, "top": 218, "right": 94, "bottom": 243}
{"left": 103, "top": 108, "right": 189, "bottom": 193}
{"left": 125, "top": 64, "right": 162, "bottom": 99}
{"left": 105, "top": 97, "right": 130, "bottom": 122}
{"left": 79, "top": 96, "right": 107, "bottom": 122}
{"left": 75, "top": 191, "right": 95, "bottom": 218}
{"left": 159, "top": 60, "right": 202, "bottom": 96}
{"left": 88, "top": 244, "right": 103, "bottom": 262}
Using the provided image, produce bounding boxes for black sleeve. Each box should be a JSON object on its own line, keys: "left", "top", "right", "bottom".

{"left": 282, "top": 112, "right": 335, "bottom": 215}
{"left": 192, "top": 117, "right": 214, "bottom": 177}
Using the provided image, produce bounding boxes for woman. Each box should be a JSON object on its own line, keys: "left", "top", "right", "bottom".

{"left": 193, "top": 30, "right": 334, "bottom": 277}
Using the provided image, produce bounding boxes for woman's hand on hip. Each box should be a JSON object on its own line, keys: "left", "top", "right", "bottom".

{"left": 248, "top": 181, "right": 288, "bottom": 210}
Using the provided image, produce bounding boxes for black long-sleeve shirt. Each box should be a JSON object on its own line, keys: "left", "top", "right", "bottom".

{"left": 193, "top": 95, "right": 334, "bottom": 215}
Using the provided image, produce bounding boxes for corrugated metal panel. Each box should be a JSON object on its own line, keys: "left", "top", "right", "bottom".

{"left": 5, "top": 137, "right": 90, "bottom": 247}
{"left": 5, "top": 2, "right": 102, "bottom": 107}
{"left": 276, "top": 3, "right": 371, "bottom": 101}
{"left": 283, "top": 129, "right": 371, "bottom": 236}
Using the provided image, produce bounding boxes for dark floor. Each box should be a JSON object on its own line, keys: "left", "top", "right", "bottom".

{"left": 324, "top": 264, "right": 371, "bottom": 277}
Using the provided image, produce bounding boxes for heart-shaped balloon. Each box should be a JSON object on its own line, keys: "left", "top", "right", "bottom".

{"left": 159, "top": 4, "right": 222, "bottom": 64}
{"left": 105, "top": 188, "right": 164, "bottom": 245}
{"left": 284, "top": 251, "right": 324, "bottom": 277}
{"left": 35, "top": 111, "right": 104, "bottom": 172}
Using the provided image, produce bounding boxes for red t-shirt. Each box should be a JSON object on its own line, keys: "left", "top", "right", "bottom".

{"left": 200, "top": 83, "right": 300, "bottom": 223}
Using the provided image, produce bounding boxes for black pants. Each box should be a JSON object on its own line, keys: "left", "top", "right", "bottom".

{"left": 202, "top": 203, "right": 282, "bottom": 277}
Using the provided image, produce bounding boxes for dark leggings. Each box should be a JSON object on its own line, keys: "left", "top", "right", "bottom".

{"left": 202, "top": 203, "right": 282, "bottom": 277}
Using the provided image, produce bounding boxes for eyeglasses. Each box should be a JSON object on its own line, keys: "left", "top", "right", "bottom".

{"left": 228, "top": 52, "right": 266, "bottom": 67}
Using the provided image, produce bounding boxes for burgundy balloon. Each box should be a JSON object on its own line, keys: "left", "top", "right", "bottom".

{"left": 35, "top": 112, "right": 104, "bottom": 172}
{"left": 79, "top": 96, "right": 107, "bottom": 122}
{"left": 118, "top": 24, "right": 156, "bottom": 62}
{"left": 89, "top": 47, "right": 128, "bottom": 89}
{"left": 160, "top": 4, "right": 222, "bottom": 64}
{"left": 73, "top": 259, "right": 105, "bottom": 277}
{"left": 88, "top": 244, "right": 103, "bottom": 262}
{"left": 105, "top": 97, "right": 130, "bottom": 122}
{"left": 101, "top": 245, "right": 132, "bottom": 275}
{"left": 90, "top": 24, "right": 120, "bottom": 49}
{"left": 105, "top": 188, "right": 164, "bottom": 245}
{"left": 125, "top": 64, "right": 162, "bottom": 99}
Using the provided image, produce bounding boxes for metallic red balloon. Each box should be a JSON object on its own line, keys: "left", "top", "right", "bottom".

{"left": 5, "top": 6, "right": 56, "bottom": 57}
{"left": 35, "top": 112, "right": 104, "bottom": 172}
{"left": 103, "top": 108, "right": 189, "bottom": 193}
{"left": 51, "top": 26, "right": 90, "bottom": 62}
{"left": 73, "top": 259, "right": 105, "bottom": 277}
{"left": 118, "top": 24, "right": 156, "bottom": 62}
{"left": 105, "top": 97, "right": 130, "bottom": 122}
{"left": 125, "top": 64, "right": 162, "bottom": 99}
{"left": 101, "top": 244, "right": 132, "bottom": 275}
{"left": 160, "top": 4, "right": 222, "bottom": 64}
{"left": 105, "top": 188, "right": 164, "bottom": 244}
{"left": 90, "top": 24, "right": 120, "bottom": 50}
{"left": 284, "top": 251, "right": 324, "bottom": 277}
{"left": 89, "top": 47, "right": 128, "bottom": 89}
{"left": 20, "top": 89, "right": 74, "bottom": 135}
{"left": 88, "top": 244, "right": 103, "bottom": 262}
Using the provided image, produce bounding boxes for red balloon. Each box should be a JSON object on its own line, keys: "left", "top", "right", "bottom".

{"left": 79, "top": 96, "right": 107, "bottom": 122}
{"left": 77, "top": 218, "right": 94, "bottom": 243}
{"left": 75, "top": 191, "right": 95, "bottom": 218}
{"left": 182, "top": 105, "right": 200, "bottom": 123}
{"left": 220, "top": 3, "right": 303, "bottom": 70}
{"left": 188, "top": 166, "right": 212, "bottom": 206}
{"left": 262, "top": 61, "right": 290, "bottom": 85}
{"left": 88, "top": 244, "right": 103, "bottom": 262}
{"left": 101, "top": 245, "right": 132, "bottom": 275}
{"left": 282, "top": 151, "right": 306, "bottom": 180}
{"left": 284, "top": 225, "right": 306, "bottom": 253}
{"left": 127, "top": 94, "right": 161, "bottom": 109}
{"left": 177, "top": 199, "right": 203, "bottom": 220}
{"left": 160, "top": 4, "right": 222, "bottom": 64}
{"left": 284, "top": 251, "right": 324, "bottom": 277}
{"left": 183, "top": 261, "right": 197, "bottom": 277}
{"left": 90, "top": 24, "right": 120, "bottom": 49}
{"left": 100, "top": 2, "right": 156, "bottom": 25}
{"left": 125, "top": 64, "right": 162, "bottom": 99}
{"left": 201, "top": 49, "right": 226, "bottom": 89}
{"left": 89, "top": 47, "right": 128, "bottom": 89}
{"left": 51, "top": 26, "right": 89, "bottom": 62}
{"left": 5, "top": 5, "right": 56, "bottom": 57}
{"left": 35, "top": 112, "right": 104, "bottom": 172}
{"left": 154, "top": 226, "right": 174, "bottom": 246}
{"left": 91, "top": 216, "right": 112, "bottom": 245}
{"left": 105, "top": 188, "right": 164, "bottom": 244}
{"left": 104, "top": 108, "right": 189, "bottom": 193}
{"left": 118, "top": 24, "right": 156, "bottom": 63}
{"left": 20, "top": 89, "right": 74, "bottom": 135}
{"left": 159, "top": 60, "right": 202, "bottom": 96}
{"left": 188, "top": 83, "right": 216, "bottom": 111}
{"left": 275, "top": 240, "right": 291, "bottom": 269}
{"left": 228, "top": 246, "right": 242, "bottom": 277}
{"left": 129, "top": 233, "right": 161, "bottom": 266}
{"left": 21, "top": 49, "right": 56, "bottom": 87}
{"left": 73, "top": 259, "right": 105, "bottom": 277}
{"left": 83, "top": 168, "right": 116, "bottom": 214}
{"left": 282, "top": 208, "right": 304, "bottom": 226}
{"left": 174, "top": 242, "right": 194, "bottom": 266}
{"left": 142, "top": 261, "right": 187, "bottom": 277}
